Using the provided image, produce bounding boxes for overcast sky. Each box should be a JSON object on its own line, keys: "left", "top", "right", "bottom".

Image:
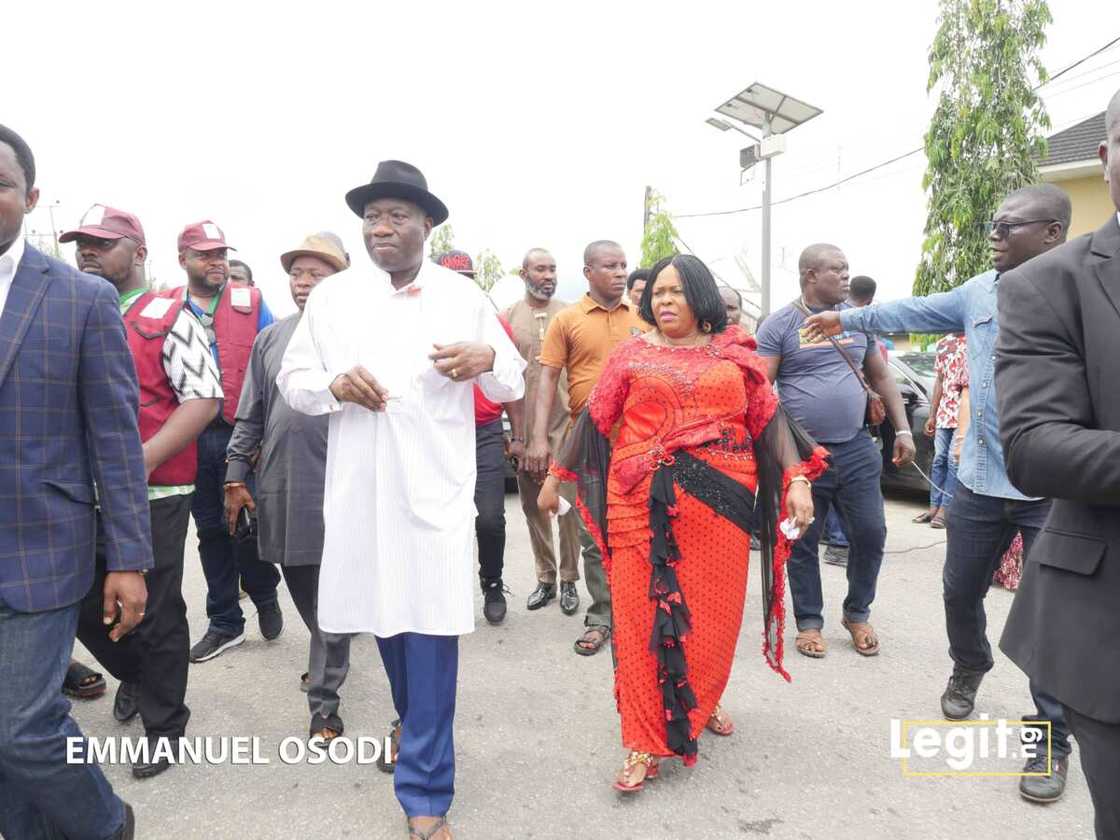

{"left": 8, "top": 0, "right": 1117, "bottom": 317}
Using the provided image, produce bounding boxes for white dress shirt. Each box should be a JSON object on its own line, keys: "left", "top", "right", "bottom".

{"left": 0, "top": 232, "right": 26, "bottom": 318}
{"left": 277, "top": 260, "right": 526, "bottom": 636}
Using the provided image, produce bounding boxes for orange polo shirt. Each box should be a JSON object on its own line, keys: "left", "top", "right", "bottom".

{"left": 538, "top": 294, "right": 650, "bottom": 421}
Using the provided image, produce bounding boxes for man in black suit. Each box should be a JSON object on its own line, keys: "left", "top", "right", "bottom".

{"left": 995, "top": 87, "right": 1120, "bottom": 839}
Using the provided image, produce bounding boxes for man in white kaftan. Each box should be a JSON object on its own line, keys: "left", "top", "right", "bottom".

{"left": 276, "top": 160, "right": 524, "bottom": 839}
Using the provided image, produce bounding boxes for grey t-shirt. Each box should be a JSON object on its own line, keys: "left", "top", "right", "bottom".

{"left": 756, "top": 301, "right": 876, "bottom": 444}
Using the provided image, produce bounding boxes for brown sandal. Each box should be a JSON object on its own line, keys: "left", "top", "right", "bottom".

{"left": 913, "top": 510, "right": 935, "bottom": 523}
{"left": 841, "top": 618, "right": 881, "bottom": 656}
{"left": 613, "top": 751, "right": 660, "bottom": 793}
{"left": 930, "top": 511, "right": 947, "bottom": 529}
{"left": 574, "top": 625, "right": 610, "bottom": 656}
{"left": 706, "top": 704, "right": 735, "bottom": 736}
{"left": 795, "top": 629, "right": 827, "bottom": 658}
{"left": 407, "top": 816, "right": 452, "bottom": 839}
{"left": 377, "top": 718, "right": 401, "bottom": 773}
{"left": 310, "top": 727, "right": 341, "bottom": 744}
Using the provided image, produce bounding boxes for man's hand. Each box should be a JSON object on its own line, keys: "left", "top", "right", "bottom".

{"left": 103, "top": 571, "right": 148, "bottom": 642}
{"left": 508, "top": 439, "right": 526, "bottom": 467}
{"left": 429, "top": 343, "right": 495, "bottom": 382}
{"left": 330, "top": 365, "right": 390, "bottom": 411}
{"left": 524, "top": 437, "right": 551, "bottom": 480}
{"left": 801, "top": 311, "right": 845, "bottom": 344}
{"left": 923, "top": 416, "right": 936, "bottom": 437}
{"left": 225, "top": 482, "right": 256, "bottom": 536}
{"left": 893, "top": 432, "right": 917, "bottom": 467}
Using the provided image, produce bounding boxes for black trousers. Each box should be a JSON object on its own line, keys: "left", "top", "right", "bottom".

{"left": 1064, "top": 705, "right": 1120, "bottom": 839}
{"left": 474, "top": 419, "right": 506, "bottom": 581}
{"left": 77, "top": 494, "right": 192, "bottom": 740}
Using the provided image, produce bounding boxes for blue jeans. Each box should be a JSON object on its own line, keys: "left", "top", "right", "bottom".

{"left": 944, "top": 482, "right": 1070, "bottom": 758}
{"left": 788, "top": 433, "right": 886, "bottom": 630}
{"left": 820, "top": 507, "right": 849, "bottom": 548}
{"left": 929, "top": 427, "right": 958, "bottom": 510}
{"left": 377, "top": 633, "right": 458, "bottom": 818}
{"left": 193, "top": 423, "right": 280, "bottom": 635}
{"left": 0, "top": 603, "right": 126, "bottom": 840}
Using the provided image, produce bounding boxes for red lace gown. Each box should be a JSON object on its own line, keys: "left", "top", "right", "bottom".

{"left": 556, "top": 327, "right": 826, "bottom": 760}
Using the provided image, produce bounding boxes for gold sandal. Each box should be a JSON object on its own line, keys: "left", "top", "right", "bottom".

{"left": 706, "top": 704, "right": 735, "bottom": 736}
{"left": 613, "top": 751, "right": 660, "bottom": 793}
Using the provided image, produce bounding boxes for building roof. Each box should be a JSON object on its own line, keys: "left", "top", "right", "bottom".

{"left": 1040, "top": 112, "right": 1105, "bottom": 167}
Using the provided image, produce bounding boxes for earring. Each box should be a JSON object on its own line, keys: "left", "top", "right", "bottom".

{"left": 701, "top": 321, "right": 712, "bottom": 333}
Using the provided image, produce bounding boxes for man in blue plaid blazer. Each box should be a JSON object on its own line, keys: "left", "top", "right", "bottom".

{"left": 0, "top": 125, "right": 151, "bottom": 840}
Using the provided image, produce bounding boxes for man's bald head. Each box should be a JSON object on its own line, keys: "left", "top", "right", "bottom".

{"left": 583, "top": 240, "right": 623, "bottom": 267}
{"left": 1107, "top": 87, "right": 1120, "bottom": 135}
{"left": 798, "top": 243, "right": 844, "bottom": 279}
{"left": 522, "top": 247, "right": 552, "bottom": 270}
{"left": 1001, "top": 183, "right": 1072, "bottom": 232}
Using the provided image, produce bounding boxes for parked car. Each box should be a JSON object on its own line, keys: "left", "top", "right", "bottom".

{"left": 875, "top": 350, "right": 936, "bottom": 494}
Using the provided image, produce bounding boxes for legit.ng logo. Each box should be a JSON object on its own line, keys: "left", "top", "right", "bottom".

{"left": 889, "top": 716, "right": 1051, "bottom": 776}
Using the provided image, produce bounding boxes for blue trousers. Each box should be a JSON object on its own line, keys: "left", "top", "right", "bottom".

{"left": 376, "top": 633, "right": 458, "bottom": 818}
{"left": 0, "top": 602, "right": 126, "bottom": 840}
{"left": 929, "top": 427, "right": 958, "bottom": 510}
{"left": 945, "top": 482, "right": 1070, "bottom": 757}
{"left": 193, "top": 422, "right": 280, "bottom": 635}
{"left": 820, "top": 507, "right": 849, "bottom": 548}
{"left": 788, "top": 433, "right": 886, "bottom": 630}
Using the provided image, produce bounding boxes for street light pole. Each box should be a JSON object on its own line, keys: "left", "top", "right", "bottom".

{"left": 707, "top": 82, "right": 822, "bottom": 322}
{"left": 760, "top": 116, "right": 772, "bottom": 319}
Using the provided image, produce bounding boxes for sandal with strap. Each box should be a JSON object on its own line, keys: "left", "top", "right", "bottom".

{"left": 574, "top": 625, "right": 611, "bottom": 656}
{"left": 930, "top": 511, "right": 947, "bottom": 529}
{"left": 613, "top": 751, "right": 660, "bottom": 794}
{"left": 706, "top": 704, "right": 735, "bottom": 736}
{"left": 795, "top": 629, "right": 827, "bottom": 659}
{"left": 841, "top": 617, "right": 881, "bottom": 656}
{"left": 63, "top": 661, "right": 107, "bottom": 700}
{"left": 377, "top": 718, "right": 401, "bottom": 774}
{"left": 407, "top": 816, "right": 452, "bottom": 840}
{"left": 912, "top": 510, "right": 935, "bottom": 523}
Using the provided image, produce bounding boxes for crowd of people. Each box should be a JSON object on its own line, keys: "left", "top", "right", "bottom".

{"left": 1, "top": 84, "right": 1118, "bottom": 840}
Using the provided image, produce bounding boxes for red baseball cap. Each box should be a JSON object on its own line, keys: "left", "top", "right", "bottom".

{"left": 59, "top": 204, "right": 146, "bottom": 247}
{"left": 435, "top": 249, "right": 474, "bottom": 276}
{"left": 177, "top": 220, "right": 236, "bottom": 253}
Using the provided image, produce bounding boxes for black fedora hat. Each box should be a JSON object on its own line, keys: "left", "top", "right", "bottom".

{"left": 344, "top": 160, "right": 449, "bottom": 226}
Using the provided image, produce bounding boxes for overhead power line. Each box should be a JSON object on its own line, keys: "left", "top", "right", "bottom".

{"left": 677, "top": 34, "right": 1120, "bottom": 221}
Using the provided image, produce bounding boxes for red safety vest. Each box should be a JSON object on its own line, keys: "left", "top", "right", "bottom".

{"left": 170, "top": 283, "right": 261, "bottom": 424}
{"left": 123, "top": 291, "right": 197, "bottom": 486}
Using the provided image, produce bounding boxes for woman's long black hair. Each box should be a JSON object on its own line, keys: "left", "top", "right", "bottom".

{"left": 638, "top": 253, "right": 729, "bottom": 333}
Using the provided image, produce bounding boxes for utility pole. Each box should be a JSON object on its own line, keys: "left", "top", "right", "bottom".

{"left": 643, "top": 185, "right": 652, "bottom": 234}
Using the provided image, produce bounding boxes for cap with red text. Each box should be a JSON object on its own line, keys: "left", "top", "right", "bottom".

{"left": 435, "top": 249, "right": 474, "bottom": 277}
{"left": 177, "top": 220, "right": 236, "bottom": 253}
{"left": 59, "top": 204, "right": 146, "bottom": 247}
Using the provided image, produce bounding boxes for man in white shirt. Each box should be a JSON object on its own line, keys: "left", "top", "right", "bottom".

{"left": 278, "top": 161, "right": 524, "bottom": 840}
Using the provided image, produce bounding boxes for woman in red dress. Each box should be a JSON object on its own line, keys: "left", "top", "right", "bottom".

{"left": 539, "top": 255, "right": 826, "bottom": 793}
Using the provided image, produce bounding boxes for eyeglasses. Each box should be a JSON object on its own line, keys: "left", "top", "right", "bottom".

{"left": 987, "top": 219, "right": 1057, "bottom": 239}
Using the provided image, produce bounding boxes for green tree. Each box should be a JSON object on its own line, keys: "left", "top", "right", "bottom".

{"left": 640, "top": 188, "right": 680, "bottom": 268}
{"left": 915, "top": 0, "right": 1051, "bottom": 295}
{"left": 473, "top": 249, "right": 504, "bottom": 293}
{"left": 428, "top": 224, "right": 456, "bottom": 259}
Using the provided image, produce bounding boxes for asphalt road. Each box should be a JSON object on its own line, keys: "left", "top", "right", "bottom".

{"left": 70, "top": 491, "right": 1095, "bottom": 840}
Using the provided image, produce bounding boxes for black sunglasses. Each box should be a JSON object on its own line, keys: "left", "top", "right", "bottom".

{"left": 987, "top": 219, "right": 1057, "bottom": 239}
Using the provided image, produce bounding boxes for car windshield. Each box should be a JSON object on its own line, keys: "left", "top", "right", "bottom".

{"left": 896, "top": 352, "right": 936, "bottom": 381}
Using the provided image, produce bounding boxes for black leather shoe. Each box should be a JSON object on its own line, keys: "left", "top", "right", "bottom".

{"left": 1019, "top": 753, "right": 1068, "bottom": 802}
{"left": 526, "top": 582, "right": 555, "bottom": 611}
{"left": 559, "top": 581, "right": 579, "bottom": 615}
{"left": 132, "top": 754, "right": 172, "bottom": 780}
{"left": 481, "top": 578, "right": 508, "bottom": 625}
{"left": 258, "top": 604, "right": 284, "bottom": 641}
{"left": 113, "top": 681, "right": 139, "bottom": 724}
{"left": 940, "top": 666, "right": 985, "bottom": 719}
{"left": 113, "top": 803, "right": 135, "bottom": 839}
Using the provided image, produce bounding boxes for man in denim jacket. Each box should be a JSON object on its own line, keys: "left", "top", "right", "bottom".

{"left": 802, "top": 183, "right": 1073, "bottom": 804}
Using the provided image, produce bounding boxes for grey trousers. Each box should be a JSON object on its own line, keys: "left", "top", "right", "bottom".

{"left": 518, "top": 471, "right": 581, "bottom": 585}
{"left": 281, "top": 564, "right": 352, "bottom": 734}
{"left": 578, "top": 520, "right": 610, "bottom": 629}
